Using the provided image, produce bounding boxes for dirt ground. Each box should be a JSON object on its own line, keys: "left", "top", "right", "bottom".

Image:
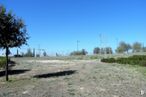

{"left": 0, "top": 58, "right": 146, "bottom": 97}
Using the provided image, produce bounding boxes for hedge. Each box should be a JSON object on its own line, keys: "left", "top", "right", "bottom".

{"left": 101, "top": 55, "right": 146, "bottom": 66}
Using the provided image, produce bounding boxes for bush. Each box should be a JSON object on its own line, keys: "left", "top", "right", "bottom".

{"left": 101, "top": 58, "right": 116, "bottom": 63}
{"left": 101, "top": 55, "right": 146, "bottom": 66}
{"left": 0, "top": 57, "right": 6, "bottom": 69}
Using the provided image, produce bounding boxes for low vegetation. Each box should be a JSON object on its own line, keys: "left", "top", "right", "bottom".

{"left": 0, "top": 57, "right": 6, "bottom": 69}
{"left": 70, "top": 49, "right": 88, "bottom": 56}
{"left": 101, "top": 55, "right": 146, "bottom": 66}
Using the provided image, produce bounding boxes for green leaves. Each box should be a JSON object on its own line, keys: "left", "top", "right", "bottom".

{"left": 116, "top": 41, "right": 132, "bottom": 53}
{"left": 0, "top": 5, "right": 29, "bottom": 49}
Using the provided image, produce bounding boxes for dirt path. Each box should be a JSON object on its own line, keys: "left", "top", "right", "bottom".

{"left": 0, "top": 59, "right": 146, "bottom": 97}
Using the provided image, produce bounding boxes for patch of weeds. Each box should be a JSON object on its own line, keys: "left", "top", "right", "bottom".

{"left": 2, "top": 92, "right": 10, "bottom": 97}
{"left": 92, "top": 76, "right": 97, "bottom": 80}
{"left": 80, "top": 78, "right": 85, "bottom": 82}
{"left": 69, "top": 92, "right": 75, "bottom": 96}
{"left": 1, "top": 91, "right": 15, "bottom": 97}
{"left": 94, "top": 71, "right": 98, "bottom": 73}
{"left": 0, "top": 57, "right": 6, "bottom": 69}
{"left": 68, "top": 82, "right": 73, "bottom": 86}
{"left": 90, "top": 56, "right": 99, "bottom": 60}
{"left": 132, "top": 65, "right": 146, "bottom": 76}
{"left": 64, "top": 77, "right": 70, "bottom": 81}
{"left": 68, "top": 88, "right": 76, "bottom": 96}
{"left": 99, "top": 76, "right": 104, "bottom": 79}
{"left": 2, "top": 77, "right": 18, "bottom": 83}
{"left": 114, "top": 75, "right": 125, "bottom": 81}
{"left": 87, "top": 92, "right": 93, "bottom": 96}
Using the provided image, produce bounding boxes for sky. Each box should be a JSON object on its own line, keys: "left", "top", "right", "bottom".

{"left": 0, "top": 0, "right": 146, "bottom": 55}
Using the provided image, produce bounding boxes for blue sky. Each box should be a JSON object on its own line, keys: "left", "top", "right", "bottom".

{"left": 0, "top": 0, "right": 146, "bottom": 55}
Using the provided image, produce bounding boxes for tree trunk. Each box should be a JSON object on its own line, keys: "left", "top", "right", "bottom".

{"left": 5, "top": 47, "right": 9, "bottom": 81}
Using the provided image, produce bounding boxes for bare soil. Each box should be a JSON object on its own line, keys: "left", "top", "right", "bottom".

{"left": 0, "top": 58, "right": 146, "bottom": 97}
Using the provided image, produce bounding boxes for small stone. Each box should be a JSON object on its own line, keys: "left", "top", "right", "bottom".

{"left": 22, "top": 91, "right": 29, "bottom": 94}
{"left": 80, "top": 87, "right": 84, "bottom": 90}
{"left": 113, "top": 95, "right": 119, "bottom": 97}
{"left": 140, "top": 90, "right": 145, "bottom": 95}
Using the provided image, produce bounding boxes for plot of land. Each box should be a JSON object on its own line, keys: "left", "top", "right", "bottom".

{"left": 0, "top": 58, "right": 146, "bottom": 97}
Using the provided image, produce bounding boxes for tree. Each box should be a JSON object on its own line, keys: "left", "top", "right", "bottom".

{"left": 25, "top": 48, "right": 33, "bottom": 57}
{"left": 100, "top": 48, "right": 105, "bottom": 54}
{"left": 70, "top": 49, "right": 88, "bottom": 56}
{"left": 43, "top": 51, "right": 47, "bottom": 57}
{"left": 125, "top": 43, "right": 131, "bottom": 53}
{"left": 81, "top": 49, "right": 88, "bottom": 55}
{"left": 105, "top": 47, "right": 113, "bottom": 54}
{"left": 93, "top": 47, "right": 100, "bottom": 54}
{"left": 115, "top": 46, "right": 124, "bottom": 53}
{"left": 132, "top": 42, "right": 142, "bottom": 53}
{"left": 143, "top": 47, "right": 146, "bottom": 52}
{"left": 0, "top": 6, "right": 28, "bottom": 81}
{"left": 115, "top": 41, "right": 131, "bottom": 53}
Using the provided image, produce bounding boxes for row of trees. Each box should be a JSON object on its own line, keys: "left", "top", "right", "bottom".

{"left": 93, "top": 41, "right": 145, "bottom": 54}
{"left": 70, "top": 41, "right": 145, "bottom": 56}
{"left": 93, "top": 47, "right": 113, "bottom": 54}
{"left": 115, "top": 41, "right": 145, "bottom": 53}
{"left": 70, "top": 49, "right": 88, "bottom": 56}
{"left": 21, "top": 41, "right": 145, "bottom": 57}
{"left": 16, "top": 48, "right": 47, "bottom": 57}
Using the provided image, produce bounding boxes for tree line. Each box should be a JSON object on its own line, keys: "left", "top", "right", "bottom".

{"left": 115, "top": 41, "right": 145, "bottom": 53}
{"left": 68, "top": 41, "right": 145, "bottom": 56}
{"left": 15, "top": 48, "right": 47, "bottom": 57}
{"left": 93, "top": 41, "right": 145, "bottom": 54}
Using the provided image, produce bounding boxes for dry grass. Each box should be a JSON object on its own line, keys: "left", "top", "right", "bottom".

{"left": 0, "top": 57, "right": 146, "bottom": 97}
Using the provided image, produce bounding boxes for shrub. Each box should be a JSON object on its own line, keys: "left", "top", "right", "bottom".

{"left": 101, "top": 58, "right": 116, "bottom": 63}
{"left": 101, "top": 55, "right": 146, "bottom": 66}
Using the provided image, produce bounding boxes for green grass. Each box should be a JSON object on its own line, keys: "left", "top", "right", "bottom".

{"left": 0, "top": 57, "right": 6, "bottom": 69}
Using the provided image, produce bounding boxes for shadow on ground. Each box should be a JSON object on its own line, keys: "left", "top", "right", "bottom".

{"left": 9, "top": 60, "right": 16, "bottom": 68}
{"left": 0, "top": 69, "right": 30, "bottom": 77}
{"left": 33, "top": 70, "right": 77, "bottom": 78}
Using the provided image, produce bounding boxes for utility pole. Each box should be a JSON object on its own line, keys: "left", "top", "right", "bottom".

{"left": 37, "top": 44, "right": 45, "bottom": 57}
{"left": 142, "top": 43, "right": 144, "bottom": 52}
{"left": 77, "top": 40, "right": 80, "bottom": 51}
{"left": 99, "top": 33, "right": 102, "bottom": 54}
{"left": 33, "top": 48, "right": 35, "bottom": 57}
{"left": 17, "top": 49, "right": 19, "bottom": 56}
{"left": 38, "top": 44, "right": 41, "bottom": 57}
{"left": 116, "top": 38, "right": 119, "bottom": 47}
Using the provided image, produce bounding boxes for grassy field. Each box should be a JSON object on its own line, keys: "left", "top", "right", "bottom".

{"left": 0, "top": 56, "right": 146, "bottom": 97}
